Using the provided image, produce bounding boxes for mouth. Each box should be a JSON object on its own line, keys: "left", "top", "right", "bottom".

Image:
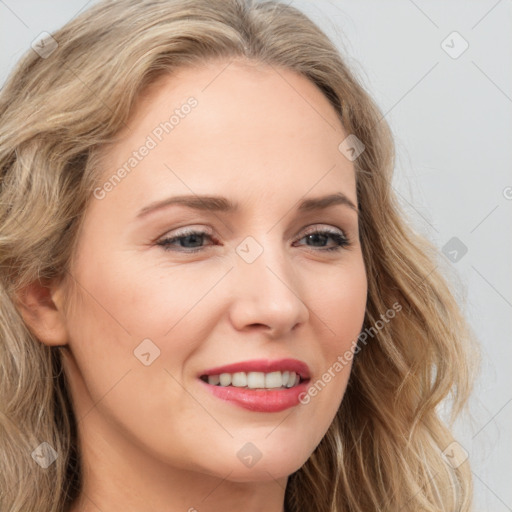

{"left": 199, "top": 370, "right": 309, "bottom": 390}
{"left": 198, "top": 357, "right": 311, "bottom": 390}
{"left": 197, "top": 358, "right": 311, "bottom": 412}
{"left": 198, "top": 373, "right": 310, "bottom": 413}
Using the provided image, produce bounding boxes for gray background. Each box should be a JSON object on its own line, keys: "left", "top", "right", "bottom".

{"left": 1, "top": 1, "right": 511, "bottom": 510}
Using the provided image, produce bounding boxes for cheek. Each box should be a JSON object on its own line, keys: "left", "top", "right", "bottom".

{"left": 64, "top": 250, "right": 230, "bottom": 407}
{"left": 300, "top": 260, "right": 367, "bottom": 399}
{"left": 283, "top": 262, "right": 367, "bottom": 454}
{"left": 62, "top": 256, "right": 210, "bottom": 443}
{"left": 311, "top": 261, "right": 367, "bottom": 351}
{"left": 77, "top": 247, "right": 219, "bottom": 337}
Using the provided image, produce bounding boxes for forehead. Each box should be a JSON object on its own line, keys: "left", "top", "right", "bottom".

{"left": 93, "top": 59, "right": 355, "bottom": 215}
{"left": 134, "top": 58, "right": 342, "bottom": 125}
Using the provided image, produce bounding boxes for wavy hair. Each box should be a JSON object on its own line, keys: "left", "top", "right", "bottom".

{"left": 0, "top": 0, "right": 478, "bottom": 510}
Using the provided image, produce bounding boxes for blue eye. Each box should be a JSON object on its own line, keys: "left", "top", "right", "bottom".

{"left": 157, "top": 229, "right": 213, "bottom": 253}
{"left": 296, "top": 229, "right": 350, "bottom": 252}
{"left": 156, "top": 228, "right": 350, "bottom": 253}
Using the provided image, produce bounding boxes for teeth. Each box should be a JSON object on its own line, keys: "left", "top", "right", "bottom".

{"left": 247, "top": 371, "right": 265, "bottom": 388}
{"left": 207, "top": 374, "right": 220, "bottom": 386}
{"left": 219, "top": 373, "right": 231, "bottom": 386}
{"left": 206, "top": 370, "right": 301, "bottom": 389}
{"left": 265, "top": 371, "right": 283, "bottom": 388}
{"left": 231, "top": 372, "right": 247, "bottom": 387}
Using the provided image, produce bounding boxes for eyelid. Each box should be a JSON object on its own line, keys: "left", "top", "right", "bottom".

{"left": 300, "top": 224, "right": 345, "bottom": 235}
{"left": 158, "top": 224, "right": 214, "bottom": 240}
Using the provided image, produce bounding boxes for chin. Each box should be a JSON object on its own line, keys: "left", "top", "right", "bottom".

{"left": 216, "top": 461, "right": 300, "bottom": 483}
{"left": 196, "top": 447, "right": 309, "bottom": 483}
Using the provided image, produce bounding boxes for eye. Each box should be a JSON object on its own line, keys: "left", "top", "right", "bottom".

{"left": 293, "top": 227, "right": 350, "bottom": 252}
{"left": 156, "top": 228, "right": 216, "bottom": 253}
{"left": 156, "top": 226, "right": 351, "bottom": 253}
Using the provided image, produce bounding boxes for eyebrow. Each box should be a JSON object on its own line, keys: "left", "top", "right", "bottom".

{"left": 136, "top": 192, "right": 358, "bottom": 220}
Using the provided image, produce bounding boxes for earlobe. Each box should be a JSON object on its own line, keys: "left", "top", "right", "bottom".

{"left": 14, "top": 279, "right": 69, "bottom": 347}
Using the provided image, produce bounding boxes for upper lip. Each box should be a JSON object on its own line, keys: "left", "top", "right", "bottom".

{"left": 199, "top": 358, "right": 311, "bottom": 380}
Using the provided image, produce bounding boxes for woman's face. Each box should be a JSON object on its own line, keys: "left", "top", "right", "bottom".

{"left": 59, "top": 59, "right": 367, "bottom": 483}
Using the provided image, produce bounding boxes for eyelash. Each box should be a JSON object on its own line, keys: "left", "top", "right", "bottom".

{"left": 156, "top": 227, "right": 351, "bottom": 254}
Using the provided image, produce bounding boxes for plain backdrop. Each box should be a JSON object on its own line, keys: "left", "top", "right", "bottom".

{"left": 1, "top": 1, "right": 511, "bottom": 510}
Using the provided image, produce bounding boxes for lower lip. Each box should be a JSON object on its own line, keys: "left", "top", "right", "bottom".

{"left": 198, "top": 378, "right": 310, "bottom": 412}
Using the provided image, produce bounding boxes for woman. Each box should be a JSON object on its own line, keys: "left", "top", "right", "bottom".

{"left": 0, "top": 0, "right": 478, "bottom": 511}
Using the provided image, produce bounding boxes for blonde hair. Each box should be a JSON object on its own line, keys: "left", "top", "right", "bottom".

{"left": 0, "top": 0, "right": 478, "bottom": 510}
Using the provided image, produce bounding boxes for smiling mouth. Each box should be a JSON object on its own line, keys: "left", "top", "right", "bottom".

{"left": 199, "top": 370, "right": 307, "bottom": 390}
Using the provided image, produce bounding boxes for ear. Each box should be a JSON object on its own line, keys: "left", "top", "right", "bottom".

{"left": 14, "top": 278, "right": 69, "bottom": 347}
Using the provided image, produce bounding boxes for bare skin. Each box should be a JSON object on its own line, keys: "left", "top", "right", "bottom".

{"left": 19, "top": 58, "right": 367, "bottom": 512}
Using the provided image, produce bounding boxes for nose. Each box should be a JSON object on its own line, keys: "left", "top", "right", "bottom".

{"left": 228, "top": 239, "right": 310, "bottom": 338}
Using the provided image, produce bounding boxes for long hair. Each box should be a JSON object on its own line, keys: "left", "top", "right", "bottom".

{"left": 0, "top": 1, "right": 478, "bottom": 510}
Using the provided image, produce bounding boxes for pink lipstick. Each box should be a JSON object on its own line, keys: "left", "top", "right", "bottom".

{"left": 198, "top": 358, "right": 311, "bottom": 412}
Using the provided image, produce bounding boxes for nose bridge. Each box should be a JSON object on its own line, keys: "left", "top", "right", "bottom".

{"left": 229, "top": 231, "right": 309, "bottom": 335}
